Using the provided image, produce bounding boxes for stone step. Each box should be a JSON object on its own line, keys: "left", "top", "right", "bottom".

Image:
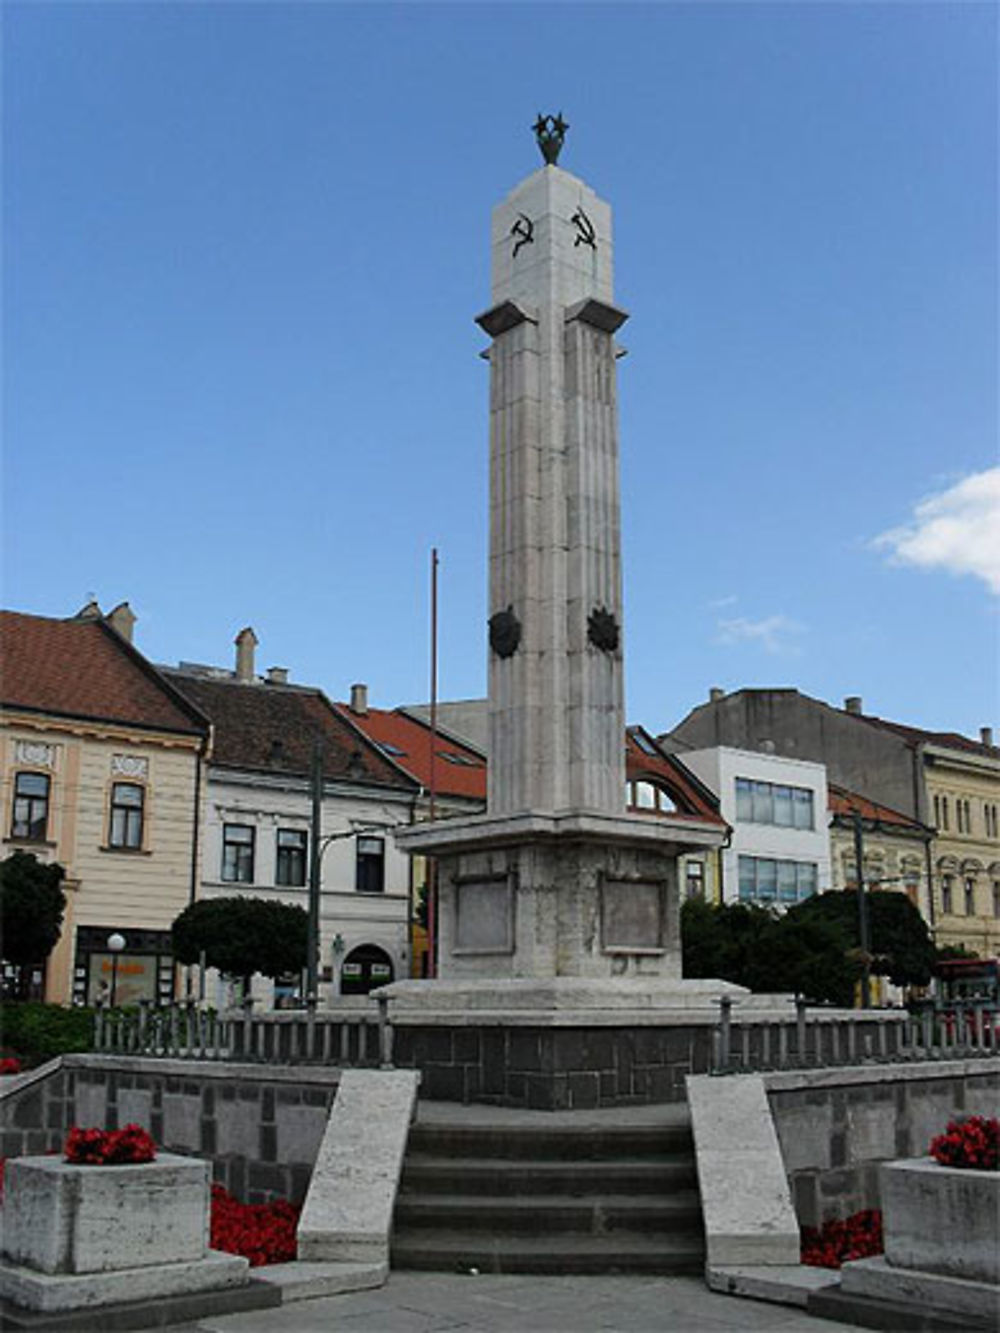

{"left": 389, "top": 1229, "right": 706, "bottom": 1276}
{"left": 394, "top": 1191, "right": 703, "bottom": 1235}
{"left": 405, "top": 1121, "right": 693, "bottom": 1160}
{"left": 400, "top": 1153, "right": 697, "bottom": 1196}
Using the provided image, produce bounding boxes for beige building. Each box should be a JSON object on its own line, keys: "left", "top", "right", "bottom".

{"left": 1, "top": 604, "right": 209, "bottom": 1004}
{"left": 921, "top": 738, "right": 1000, "bottom": 956}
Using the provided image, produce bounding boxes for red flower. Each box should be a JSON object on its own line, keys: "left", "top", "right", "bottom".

{"left": 801, "top": 1209, "right": 883, "bottom": 1269}
{"left": 63, "top": 1124, "right": 156, "bottom": 1165}
{"left": 209, "top": 1182, "right": 301, "bottom": 1267}
{"left": 929, "top": 1116, "right": 998, "bottom": 1172}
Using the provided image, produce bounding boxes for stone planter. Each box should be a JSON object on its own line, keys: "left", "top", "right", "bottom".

{"left": 0, "top": 1152, "right": 249, "bottom": 1313}
{"left": 881, "top": 1156, "right": 999, "bottom": 1285}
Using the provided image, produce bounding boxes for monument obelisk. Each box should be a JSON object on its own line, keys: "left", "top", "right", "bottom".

{"left": 395, "top": 119, "right": 724, "bottom": 990}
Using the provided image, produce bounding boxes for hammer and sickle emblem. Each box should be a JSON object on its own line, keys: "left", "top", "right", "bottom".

{"left": 571, "top": 207, "right": 597, "bottom": 250}
{"left": 510, "top": 212, "right": 534, "bottom": 259}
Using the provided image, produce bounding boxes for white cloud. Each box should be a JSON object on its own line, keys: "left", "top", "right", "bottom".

{"left": 708, "top": 594, "right": 739, "bottom": 609}
{"left": 873, "top": 468, "right": 1000, "bottom": 594}
{"left": 715, "top": 614, "right": 804, "bottom": 655}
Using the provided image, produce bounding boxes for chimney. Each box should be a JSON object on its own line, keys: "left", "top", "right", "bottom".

{"left": 981, "top": 726, "right": 994, "bottom": 749}
{"left": 350, "top": 683, "right": 369, "bottom": 716}
{"left": 106, "top": 602, "right": 136, "bottom": 644}
{"left": 234, "top": 627, "right": 258, "bottom": 683}
{"left": 709, "top": 687, "right": 725, "bottom": 703}
{"left": 844, "top": 696, "right": 863, "bottom": 716}
{"left": 267, "top": 667, "right": 288, "bottom": 685}
{"left": 74, "top": 598, "right": 102, "bottom": 621}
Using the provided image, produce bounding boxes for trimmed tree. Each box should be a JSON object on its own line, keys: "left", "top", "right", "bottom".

{"left": 786, "top": 889, "right": 936, "bottom": 990}
{"left": 681, "top": 897, "right": 858, "bottom": 1005}
{"left": 0, "top": 851, "right": 67, "bottom": 999}
{"left": 172, "top": 896, "right": 308, "bottom": 994}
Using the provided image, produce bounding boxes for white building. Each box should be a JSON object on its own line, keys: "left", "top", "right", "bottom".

{"left": 164, "top": 632, "right": 420, "bottom": 1005}
{"left": 677, "top": 746, "right": 832, "bottom": 908}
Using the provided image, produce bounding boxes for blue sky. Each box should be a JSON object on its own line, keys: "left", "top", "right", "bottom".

{"left": 4, "top": 2, "right": 997, "bottom": 739}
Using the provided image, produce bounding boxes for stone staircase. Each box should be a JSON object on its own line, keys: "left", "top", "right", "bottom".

{"left": 390, "top": 1103, "right": 705, "bottom": 1275}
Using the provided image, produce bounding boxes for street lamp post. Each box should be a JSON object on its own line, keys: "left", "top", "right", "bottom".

{"left": 107, "top": 932, "right": 126, "bottom": 1007}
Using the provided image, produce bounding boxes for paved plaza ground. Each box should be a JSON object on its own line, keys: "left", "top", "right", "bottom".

{"left": 176, "top": 1271, "right": 858, "bottom": 1333}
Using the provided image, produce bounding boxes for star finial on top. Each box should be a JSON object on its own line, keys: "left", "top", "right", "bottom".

{"left": 533, "top": 112, "right": 569, "bottom": 166}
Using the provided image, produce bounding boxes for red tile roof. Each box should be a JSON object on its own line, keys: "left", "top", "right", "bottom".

{"left": 626, "top": 727, "right": 725, "bottom": 822}
{"left": 332, "top": 709, "right": 725, "bottom": 822}
{"left": 1, "top": 611, "right": 207, "bottom": 736}
{"left": 827, "top": 783, "right": 930, "bottom": 834}
{"left": 166, "top": 673, "right": 417, "bottom": 790}
{"left": 334, "top": 705, "right": 487, "bottom": 800}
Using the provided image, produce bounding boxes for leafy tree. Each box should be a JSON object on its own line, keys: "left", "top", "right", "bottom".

{"left": 0, "top": 852, "right": 66, "bottom": 999}
{"left": 681, "top": 897, "right": 858, "bottom": 1005}
{"left": 172, "top": 896, "right": 308, "bottom": 992}
{"left": 682, "top": 898, "right": 771, "bottom": 985}
{"left": 787, "top": 890, "right": 936, "bottom": 989}
{"left": 744, "top": 912, "right": 858, "bottom": 1006}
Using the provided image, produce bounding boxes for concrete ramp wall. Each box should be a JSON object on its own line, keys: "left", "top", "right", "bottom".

{"left": 297, "top": 1068, "right": 420, "bottom": 1267}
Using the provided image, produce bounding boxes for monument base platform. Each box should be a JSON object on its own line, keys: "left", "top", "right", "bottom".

{"left": 381, "top": 978, "right": 793, "bottom": 1110}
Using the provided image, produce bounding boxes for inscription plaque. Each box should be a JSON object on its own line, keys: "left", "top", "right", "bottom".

{"left": 601, "top": 879, "right": 665, "bottom": 951}
{"left": 454, "top": 878, "right": 514, "bottom": 954}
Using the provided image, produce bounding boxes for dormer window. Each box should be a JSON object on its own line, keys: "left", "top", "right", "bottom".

{"left": 626, "top": 779, "right": 677, "bottom": 815}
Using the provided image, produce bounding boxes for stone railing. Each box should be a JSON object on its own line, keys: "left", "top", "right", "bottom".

{"left": 92, "top": 997, "right": 393, "bottom": 1068}
{"left": 712, "top": 996, "right": 998, "bottom": 1074}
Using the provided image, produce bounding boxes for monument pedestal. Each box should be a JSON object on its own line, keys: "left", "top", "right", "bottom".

{"left": 382, "top": 976, "right": 761, "bottom": 1110}
{"left": 397, "top": 810, "right": 723, "bottom": 984}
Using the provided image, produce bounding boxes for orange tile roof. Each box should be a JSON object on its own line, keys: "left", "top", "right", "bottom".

{"left": 827, "top": 783, "right": 930, "bottom": 833}
{"left": 1, "top": 611, "right": 207, "bottom": 737}
{"left": 334, "top": 705, "right": 488, "bottom": 800}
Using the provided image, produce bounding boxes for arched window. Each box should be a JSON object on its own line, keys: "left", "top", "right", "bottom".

{"left": 626, "top": 779, "right": 677, "bottom": 815}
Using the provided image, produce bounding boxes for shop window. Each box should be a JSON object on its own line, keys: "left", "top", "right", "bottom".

{"left": 108, "top": 783, "right": 144, "bottom": 849}
{"left": 11, "top": 771, "right": 50, "bottom": 841}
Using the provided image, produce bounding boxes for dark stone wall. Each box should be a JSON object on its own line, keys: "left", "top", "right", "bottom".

{"left": 0, "top": 1056, "right": 339, "bottom": 1205}
{"left": 768, "top": 1064, "right": 1000, "bottom": 1227}
{"left": 393, "top": 1022, "right": 716, "bottom": 1108}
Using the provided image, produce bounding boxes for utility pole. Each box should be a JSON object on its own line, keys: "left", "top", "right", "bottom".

{"left": 307, "top": 736, "right": 323, "bottom": 1001}
{"left": 427, "top": 547, "right": 439, "bottom": 979}
{"left": 852, "top": 809, "right": 872, "bottom": 1007}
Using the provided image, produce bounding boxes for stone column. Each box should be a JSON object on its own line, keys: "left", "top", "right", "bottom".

{"left": 479, "top": 165, "right": 627, "bottom": 819}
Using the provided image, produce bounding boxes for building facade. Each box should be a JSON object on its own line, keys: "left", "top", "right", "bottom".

{"left": 1, "top": 605, "right": 209, "bottom": 1005}
{"left": 672, "top": 746, "right": 831, "bottom": 908}
{"left": 164, "top": 641, "right": 421, "bottom": 1003}
{"left": 665, "top": 689, "right": 1000, "bottom": 955}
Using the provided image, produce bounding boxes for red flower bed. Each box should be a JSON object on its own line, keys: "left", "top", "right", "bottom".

{"left": 801, "top": 1208, "right": 883, "bottom": 1269}
{"left": 210, "top": 1182, "right": 300, "bottom": 1267}
{"left": 929, "top": 1116, "right": 998, "bottom": 1172}
{"left": 64, "top": 1124, "right": 157, "bottom": 1165}
{"left": 0, "top": 1057, "right": 22, "bottom": 1075}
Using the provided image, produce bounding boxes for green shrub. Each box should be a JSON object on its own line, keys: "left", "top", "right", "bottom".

{"left": 1, "top": 1002, "right": 96, "bottom": 1061}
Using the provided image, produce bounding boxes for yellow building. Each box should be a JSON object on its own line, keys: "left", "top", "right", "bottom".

{"left": 1, "top": 604, "right": 209, "bottom": 1004}
{"left": 921, "top": 739, "right": 1000, "bottom": 956}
